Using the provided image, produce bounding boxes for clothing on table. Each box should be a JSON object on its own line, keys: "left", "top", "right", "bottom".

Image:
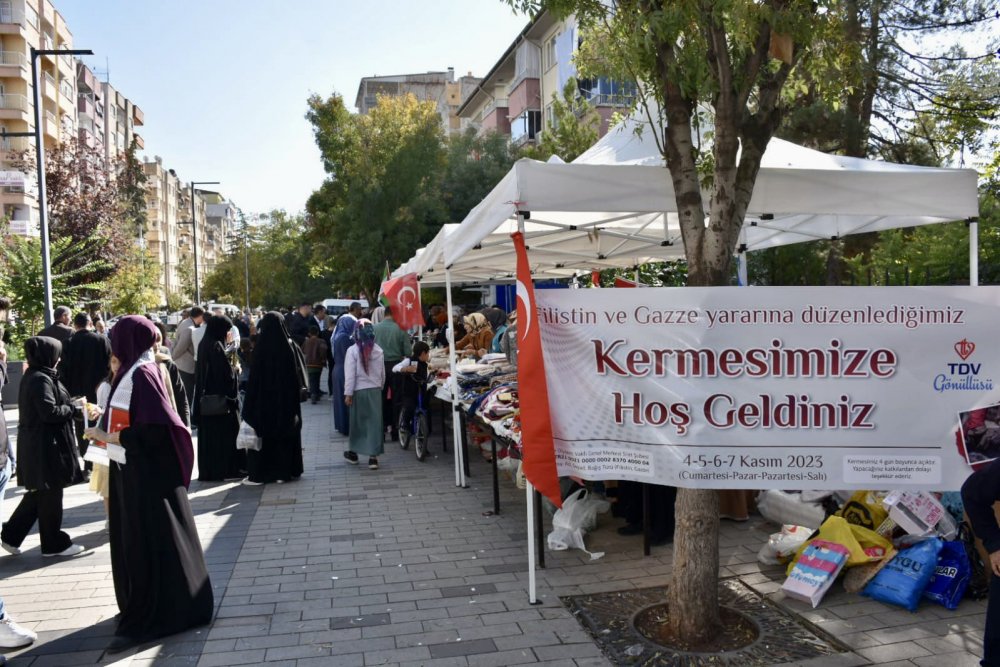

{"left": 962, "top": 459, "right": 1000, "bottom": 667}
{"left": 106, "top": 317, "right": 211, "bottom": 645}
{"left": 241, "top": 312, "right": 304, "bottom": 484}
{"left": 331, "top": 315, "right": 358, "bottom": 435}
{"left": 192, "top": 316, "right": 242, "bottom": 481}
{"left": 1, "top": 337, "right": 82, "bottom": 554}
{"left": 344, "top": 342, "right": 384, "bottom": 457}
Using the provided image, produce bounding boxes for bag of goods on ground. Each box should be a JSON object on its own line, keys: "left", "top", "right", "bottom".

{"left": 883, "top": 491, "right": 958, "bottom": 540}
{"left": 781, "top": 540, "right": 851, "bottom": 608}
{"left": 863, "top": 537, "right": 943, "bottom": 611}
{"left": 757, "top": 490, "right": 827, "bottom": 529}
{"left": 922, "top": 540, "right": 972, "bottom": 609}
{"left": 758, "top": 525, "right": 812, "bottom": 565}
{"left": 836, "top": 490, "right": 889, "bottom": 530}
{"left": 546, "top": 488, "right": 610, "bottom": 560}
{"left": 787, "top": 516, "right": 893, "bottom": 574}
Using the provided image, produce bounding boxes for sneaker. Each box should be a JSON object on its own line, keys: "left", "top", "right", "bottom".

{"left": 0, "top": 615, "right": 37, "bottom": 649}
{"left": 0, "top": 541, "right": 21, "bottom": 556}
{"left": 343, "top": 451, "right": 358, "bottom": 465}
{"left": 241, "top": 477, "right": 264, "bottom": 486}
{"left": 42, "top": 543, "right": 85, "bottom": 558}
{"left": 368, "top": 458, "right": 379, "bottom": 470}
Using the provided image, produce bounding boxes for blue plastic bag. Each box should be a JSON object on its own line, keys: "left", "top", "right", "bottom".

{"left": 922, "top": 540, "right": 971, "bottom": 610}
{"left": 863, "top": 538, "right": 943, "bottom": 611}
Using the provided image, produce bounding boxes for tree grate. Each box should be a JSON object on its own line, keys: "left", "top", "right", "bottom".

{"left": 562, "top": 578, "right": 849, "bottom": 666}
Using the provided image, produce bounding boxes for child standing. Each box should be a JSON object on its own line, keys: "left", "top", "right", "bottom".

{"left": 302, "top": 325, "right": 328, "bottom": 404}
{"left": 392, "top": 341, "right": 430, "bottom": 443}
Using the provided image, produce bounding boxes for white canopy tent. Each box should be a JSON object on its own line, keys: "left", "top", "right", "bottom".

{"left": 398, "top": 113, "right": 980, "bottom": 603}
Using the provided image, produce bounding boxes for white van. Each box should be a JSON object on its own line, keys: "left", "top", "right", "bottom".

{"left": 322, "top": 298, "right": 369, "bottom": 316}
{"left": 207, "top": 303, "right": 242, "bottom": 319}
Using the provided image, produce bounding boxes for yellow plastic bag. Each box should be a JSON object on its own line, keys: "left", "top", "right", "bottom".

{"left": 837, "top": 491, "right": 889, "bottom": 530}
{"left": 787, "top": 516, "right": 893, "bottom": 574}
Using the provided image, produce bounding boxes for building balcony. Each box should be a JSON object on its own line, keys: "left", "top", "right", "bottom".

{"left": 132, "top": 105, "right": 143, "bottom": 127}
{"left": 59, "top": 80, "right": 74, "bottom": 107}
{"left": 44, "top": 110, "right": 57, "bottom": 139}
{"left": 0, "top": 50, "right": 27, "bottom": 74}
{"left": 482, "top": 97, "right": 508, "bottom": 120}
{"left": 42, "top": 71, "right": 57, "bottom": 102}
{"left": 78, "top": 94, "right": 95, "bottom": 118}
{"left": 77, "top": 63, "right": 97, "bottom": 92}
{"left": 133, "top": 133, "right": 144, "bottom": 149}
{"left": 0, "top": 93, "right": 30, "bottom": 120}
{"left": 0, "top": 187, "right": 36, "bottom": 207}
{"left": 0, "top": 9, "right": 32, "bottom": 35}
{"left": 57, "top": 51, "right": 74, "bottom": 77}
{"left": 1, "top": 135, "right": 30, "bottom": 154}
{"left": 78, "top": 126, "right": 96, "bottom": 148}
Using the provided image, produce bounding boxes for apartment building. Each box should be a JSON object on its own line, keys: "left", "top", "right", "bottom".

{"left": 0, "top": 0, "right": 78, "bottom": 235}
{"left": 199, "top": 189, "right": 236, "bottom": 267}
{"left": 143, "top": 156, "right": 182, "bottom": 302}
{"left": 103, "top": 79, "right": 142, "bottom": 162}
{"left": 457, "top": 10, "right": 635, "bottom": 147}
{"left": 76, "top": 60, "right": 103, "bottom": 154}
{"left": 355, "top": 68, "right": 481, "bottom": 134}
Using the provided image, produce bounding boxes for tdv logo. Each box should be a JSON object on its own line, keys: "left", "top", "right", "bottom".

{"left": 949, "top": 339, "right": 979, "bottom": 375}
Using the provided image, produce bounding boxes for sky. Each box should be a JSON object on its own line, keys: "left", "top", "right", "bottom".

{"left": 55, "top": 0, "right": 531, "bottom": 216}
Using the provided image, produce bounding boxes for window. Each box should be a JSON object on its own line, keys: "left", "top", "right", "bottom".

{"left": 510, "top": 109, "right": 541, "bottom": 144}
{"left": 544, "top": 32, "right": 559, "bottom": 71}
{"left": 545, "top": 105, "right": 558, "bottom": 130}
{"left": 577, "top": 77, "right": 637, "bottom": 107}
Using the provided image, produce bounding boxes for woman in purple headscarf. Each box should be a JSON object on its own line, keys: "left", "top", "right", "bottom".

{"left": 85, "top": 316, "right": 212, "bottom": 652}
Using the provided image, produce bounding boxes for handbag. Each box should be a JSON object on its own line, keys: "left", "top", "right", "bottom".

{"left": 199, "top": 394, "right": 231, "bottom": 416}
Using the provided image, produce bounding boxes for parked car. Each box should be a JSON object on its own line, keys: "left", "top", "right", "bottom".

{"left": 322, "top": 298, "right": 369, "bottom": 317}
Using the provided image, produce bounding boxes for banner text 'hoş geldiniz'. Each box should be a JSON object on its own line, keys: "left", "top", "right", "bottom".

{"left": 535, "top": 286, "right": 1000, "bottom": 491}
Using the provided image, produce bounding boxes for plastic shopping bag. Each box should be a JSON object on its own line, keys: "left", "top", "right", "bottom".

{"left": 863, "top": 537, "right": 943, "bottom": 611}
{"left": 236, "top": 420, "right": 261, "bottom": 451}
{"left": 787, "top": 516, "right": 892, "bottom": 575}
{"left": 837, "top": 491, "right": 889, "bottom": 530}
{"left": 758, "top": 525, "right": 812, "bottom": 565}
{"left": 546, "top": 489, "right": 610, "bottom": 560}
{"left": 922, "top": 540, "right": 971, "bottom": 609}
{"left": 782, "top": 539, "right": 851, "bottom": 608}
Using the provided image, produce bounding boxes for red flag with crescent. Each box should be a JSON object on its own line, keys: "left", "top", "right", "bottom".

{"left": 379, "top": 272, "right": 423, "bottom": 331}
{"left": 512, "top": 231, "right": 562, "bottom": 509}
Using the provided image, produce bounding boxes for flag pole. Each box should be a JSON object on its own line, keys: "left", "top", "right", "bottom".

{"left": 516, "top": 210, "right": 541, "bottom": 605}
{"left": 444, "top": 267, "right": 463, "bottom": 488}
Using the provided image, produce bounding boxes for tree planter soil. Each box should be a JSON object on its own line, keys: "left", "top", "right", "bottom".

{"left": 632, "top": 603, "right": 759, "bottom": 654}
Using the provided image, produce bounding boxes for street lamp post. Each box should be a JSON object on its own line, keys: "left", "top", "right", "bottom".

{"left": 3, "top": 48, "right": 93, "bottom": 327}
{"left": 188, "top": 180, "right": 219, "bottom": 305}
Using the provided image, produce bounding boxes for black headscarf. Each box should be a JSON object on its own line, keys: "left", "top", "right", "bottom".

{"left": 24, "top": 336, "right": 61, "bottom": 378}
{"left": 242, "top": 311, "right": 302, "bottom": 437}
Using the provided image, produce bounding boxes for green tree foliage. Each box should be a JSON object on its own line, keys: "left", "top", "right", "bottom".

{"left": 305, "top": 93, "right": 447, "bottom": 301}
{"left": 203, "top": 211, "right": 333, "bottom": 309}
{"left": 0, "top": 234, "right": 107, "bottom": 351}
{"left": 441, "top": 128, "right": 518, "bottom": 223}
{"left": 521, "top": 78, "right": 600, "bottom": 162}
{"left": 103, "top": 245, "right": 162, "bottom": 315}
{"left": 118, "top": 137, "right": 149, "bottom": 235}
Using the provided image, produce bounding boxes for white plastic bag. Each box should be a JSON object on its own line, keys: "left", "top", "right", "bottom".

{"left": 236, "top": 420, "right": 261, "bottom": 451}
{"left": 546, "top": 489, "right": 610, "bottom": 560}
{"left": 757, "top": 524, "right": 813, "bottom": 565}
{"left": 757, "top": 490, "right": 827, "bottom": 529}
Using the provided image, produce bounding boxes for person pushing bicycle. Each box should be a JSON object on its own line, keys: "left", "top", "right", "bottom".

{"left": 392, "top": 341, "right": 431, "bottom": 449}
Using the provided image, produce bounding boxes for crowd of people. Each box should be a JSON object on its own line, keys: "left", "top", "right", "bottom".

{"left": 0, "top": 297, "right": 513, "bottom": 654}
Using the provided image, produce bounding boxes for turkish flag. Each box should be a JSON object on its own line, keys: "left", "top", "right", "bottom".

{"left": 379, "top": 273, "right": 423, "bottom": 331}
{"left": 512, "top": 231, "right": 562, "bottom": 509}
{"left": 613, "top": 276, "right": 644, "bottom": 288}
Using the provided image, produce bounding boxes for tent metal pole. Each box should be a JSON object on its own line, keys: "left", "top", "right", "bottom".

{"left": 526, "top": 480, "right": 537, "bottom": 604}
{"left": 970, "top": 220, "right": 979, "bottom": 286}
{"left": 445, "top": 268, "right": 463, "bottom": 487}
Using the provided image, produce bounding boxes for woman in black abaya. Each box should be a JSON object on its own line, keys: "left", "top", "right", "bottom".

{"left": 85, "top": 316, "right": 212, "bottom": 652}
{"left": 192, "top": 315, "right": 242, "bottom": 481}
{"left": 241, "top": 312, "right": 305, "bottom": 485}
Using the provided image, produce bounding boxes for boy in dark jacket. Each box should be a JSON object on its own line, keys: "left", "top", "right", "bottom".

{"left": 392, "top": 342, "right": 430, "bottom": 441}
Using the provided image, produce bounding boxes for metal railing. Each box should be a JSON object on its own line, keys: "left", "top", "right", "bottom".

{"left": 44, "top": 110, "right": 57, "bottom": 129}
{"left": 0, "top": 94, "right": 30, "bottom": 112}
{"left": 0, "top": 51, "right": 27, "bottom": 68}
{"left": 584, "top": 92, "right": 636, "bottom": 107}
{"left": 43, "top": 70, "right": 56, "bottom": 90}
{"left": 59, "top": 80, "right": 73, "bottom": 101}
{"left": 0, "top": 135, "right": 30, "bottom": 151}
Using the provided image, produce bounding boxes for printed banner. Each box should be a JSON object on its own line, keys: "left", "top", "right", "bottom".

{"left": 536, "top": 286, "right": 1000, "bottom": 490}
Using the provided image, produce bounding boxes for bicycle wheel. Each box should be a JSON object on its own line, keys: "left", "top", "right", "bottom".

{"left": 398, "top": 413, "right": 411, "bottom": 450}
{"left": 415, "top": 413, "right": 429, "bottom": 461}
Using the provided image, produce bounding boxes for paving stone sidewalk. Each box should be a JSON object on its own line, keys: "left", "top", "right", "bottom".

{"left": 0, "top": 401, "right": 989, "bottom": 666}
